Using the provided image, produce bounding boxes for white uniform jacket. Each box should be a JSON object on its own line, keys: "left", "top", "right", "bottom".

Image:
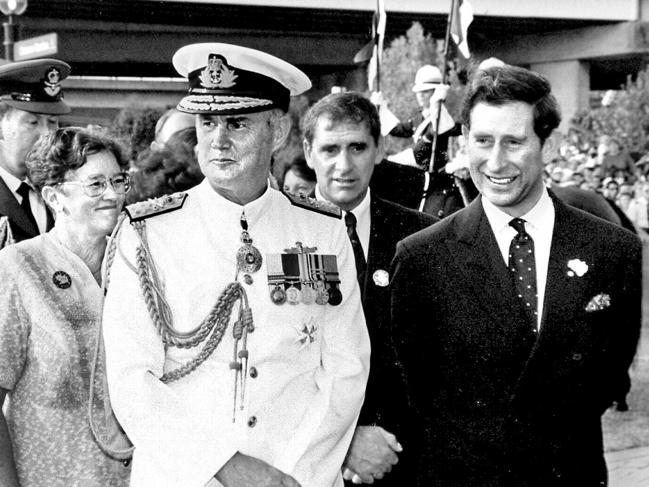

{"left": 102, "top": 181, "right": 370, "bottom": 487}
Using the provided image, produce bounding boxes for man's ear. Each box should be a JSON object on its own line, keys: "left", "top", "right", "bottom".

{"left": 541, "top": 130, "right": 560, "bottom": 164}
{"left": 303, "top": 138, "right": 315, "bottom": 169}
{"left": 461, "top": 124, "right": 470, "bottom": 140}
{"left": 375, "top": 136, "right": 385, "bottom": 166}
{"left": 271, "top": 112, "right": 292, "bottom": 153}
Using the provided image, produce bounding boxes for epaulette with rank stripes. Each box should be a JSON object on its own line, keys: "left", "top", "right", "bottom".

{"left": 125, "top": 192, "right": 188, "bottom": 222}
{"left": 285, "top": 192, "right": 341, "bottom": 219}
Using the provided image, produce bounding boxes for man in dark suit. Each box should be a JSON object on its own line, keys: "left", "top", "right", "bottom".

{"left": 0, "top": 59, "right": 70, "bottom": 248}
{"left": 391, "top": 64, "right": 642, "bottom": 486}
{"left": 302, "top": 91, "right": 437, "bottom": 485}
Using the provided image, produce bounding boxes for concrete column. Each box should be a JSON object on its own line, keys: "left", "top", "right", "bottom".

{"left": 530, "top": 60, "right": 590, "bottom": 133}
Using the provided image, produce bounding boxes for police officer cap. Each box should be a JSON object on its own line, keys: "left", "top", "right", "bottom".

{"left": 173, "top": 43, "right": 311, "bottom": 115}
{"left": 0, "top": 58, "right": 71, "bottom": 115}
{"left": 412, "top": 65, "right": 442, "bottom": 93}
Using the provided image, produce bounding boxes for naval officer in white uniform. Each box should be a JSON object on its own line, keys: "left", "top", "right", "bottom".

{"left": 102, "top": 43, "right": 370, "bottom": 487}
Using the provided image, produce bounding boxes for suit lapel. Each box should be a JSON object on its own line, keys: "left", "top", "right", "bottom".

{"left": 364, "top": 197, "right": 393, "bottom": 303}
{"left": 450, "top": 197, "right": 526, "bottom": 323}
{"left": 538, "top": 197, "right": 592, "bottom": 338}
{"left": 0, "top": 176, "right": 38, "bottom": 237}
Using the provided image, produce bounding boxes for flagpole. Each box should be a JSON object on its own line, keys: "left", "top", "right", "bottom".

{"left": 427, "top": 0, "right": 455, "bottom": 175}
{"left": 375, "top": 0, "right": 381, "bottom": 92}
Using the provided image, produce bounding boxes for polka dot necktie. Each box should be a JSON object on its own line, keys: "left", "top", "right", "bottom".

{"left": 508, "top": 218, "right": 538, "bottom": 331}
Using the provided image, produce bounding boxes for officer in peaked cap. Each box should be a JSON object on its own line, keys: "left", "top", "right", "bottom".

{"left": 0, "top": 58, "right": 71, "bottom": 248}
{"left": 103, "top": 43, "right": 370, "bottom": 487}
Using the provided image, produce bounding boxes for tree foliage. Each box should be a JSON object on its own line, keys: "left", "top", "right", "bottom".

{"left": 572, "top": 67, "right": 649, "bottom": 159}
{"left": 380, "top": 22, "right": 441, "bottom": 123}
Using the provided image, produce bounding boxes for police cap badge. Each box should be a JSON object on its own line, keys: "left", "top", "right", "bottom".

{"left": 173, "top": 43, "right": 311, "bottom": 115}
{"left": 0, "top": 58, "right": 71, "bottom": 115}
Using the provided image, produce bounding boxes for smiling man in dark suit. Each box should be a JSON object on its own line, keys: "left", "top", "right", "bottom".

{"left": 302, "top": 91, "right": 437, "bottom": 485}
{"left": 390, "top": 65, "right": 642, "bottom": 486}
{"left": 0, "top": 59, "right": 70, "bottom": 247}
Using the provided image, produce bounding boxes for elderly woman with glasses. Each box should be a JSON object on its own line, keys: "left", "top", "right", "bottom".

{"left": 0, "top": 127, "right": 131, "bottom": 487}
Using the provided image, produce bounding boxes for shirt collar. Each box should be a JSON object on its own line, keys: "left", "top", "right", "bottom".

{"left": 0, "top": 165, "right": 22, "bottom": 195}
{"left": 346, "top": 188, "right": 371, "bottom": 221}
{"left": 314, "top": 185, "right": 371, "bottom": 217}
{"left": 197, "top": 178, "right": 274, "bottom": 226}
{"left": 482, "top": 187, "right": 554, "bottom": 234}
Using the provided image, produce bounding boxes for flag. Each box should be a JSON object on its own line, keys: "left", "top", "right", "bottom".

{"left": 367, "top": 0, "right": 386, "bottom": 91}
{"left": 450, "top": 0, "right": 473, "bottom": 59}
{"left": 353, "top": 0, "right": 386, "bottom": 92}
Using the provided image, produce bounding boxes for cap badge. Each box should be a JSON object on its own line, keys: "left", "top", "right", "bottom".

{"left": 43, "top": 68, "right": 61, "bottom": 97}
{"left": 199, "top": 54, "right": 238, "bottom": 89}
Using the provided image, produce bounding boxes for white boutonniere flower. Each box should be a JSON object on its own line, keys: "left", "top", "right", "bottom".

{"left": 567, "top": 259, "right": 588, "bottom": 277}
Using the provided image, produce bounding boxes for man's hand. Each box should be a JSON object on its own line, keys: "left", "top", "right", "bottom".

{"left": 429, "top": 84, "right": 450, "bottom": 108}
{"left": 342, "top": 426, "right": 402, "bottom": 484}
{"left": 369, "top": 91, "right": 386, "bottom": 107}
{"left": 215, "top": 452, "right": 301, "bottom": 487}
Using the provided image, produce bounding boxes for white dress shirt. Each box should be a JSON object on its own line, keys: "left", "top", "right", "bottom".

{"left": 0, "top": 165, "right": 49, "bottom": 233}
{"left": 482, "top": 188, "right": 555, "bottom": 329}
{"left": 315, "top": 187, "right": 371, "bottom": 261}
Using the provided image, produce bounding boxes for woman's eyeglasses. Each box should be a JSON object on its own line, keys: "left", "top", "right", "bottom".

{"left": 58, "top": 173, "right": 131, "bottom": 197}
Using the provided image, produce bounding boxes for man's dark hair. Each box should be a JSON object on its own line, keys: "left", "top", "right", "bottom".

{"left": 461, "top": 65, "right": 561, "bottom": 143}
{"left": 301, "top": 92, "right": 381, "bottom": 145}
{"left": 281, "top": 155, "right": 316, "bottom": 185}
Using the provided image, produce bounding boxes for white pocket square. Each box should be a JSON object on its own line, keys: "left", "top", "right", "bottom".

{"left": 585, "top": 293, "right": 611, "bottom": 312}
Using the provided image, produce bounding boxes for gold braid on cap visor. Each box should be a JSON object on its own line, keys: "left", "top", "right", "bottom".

{"left": 178, "top": 94, "right": 273, "bottom": 112}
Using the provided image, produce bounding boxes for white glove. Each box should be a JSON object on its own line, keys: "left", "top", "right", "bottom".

{"left": 370, "top": 91, "right": 386, "bottom": 106}
{"left": 429, "top": 84, "right": 450, "bottom": 107}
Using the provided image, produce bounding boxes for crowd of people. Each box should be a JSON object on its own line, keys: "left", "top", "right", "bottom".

{"left": 0, "top": 39, "right": 643, "bottom": 487}
{"left": 544, "top": 132, "right": 649, "bottom": 232}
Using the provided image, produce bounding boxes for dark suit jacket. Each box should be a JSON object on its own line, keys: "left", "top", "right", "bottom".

{"left": 370, "top": 160, "right": 426, "bottom": 210}
{"left": 390, "top": 194, "right": 642, "bottom": 486}
{"left": 350, "top": 196, "right": 437, "bottom": 486}
{"left": 551, "top": 184, "right": 622, "bottom": 227}
{"left": 0, "top": 176, "right": 39, "bottom": 246}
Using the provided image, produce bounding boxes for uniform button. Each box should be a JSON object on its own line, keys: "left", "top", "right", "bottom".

{"left": 442, "top": 189, "right": 447, "bottom": 195}
{"left": 249, "top": 367, "right": 258, "bottom": 378}
{"left": 243, "top": 274, "right": 253, "bottom": 285}
{"left": 475, "top": 399, "right": 485, "bottom": 408}
{"left": 248, "top": 416, "right": 257, "bottom": 428}
{"left": 437, "top": 210, "right": 444, "bottom": 217}
{"left": 572, "top": 353, "right": 582, "bottom": 361}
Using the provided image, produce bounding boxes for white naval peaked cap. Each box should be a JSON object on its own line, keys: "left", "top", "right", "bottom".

{"left": 412, "top": 65, "right": 443, "bottom": 93}
{"left": 172, "top": 43, "right": 312, "bottom": 115}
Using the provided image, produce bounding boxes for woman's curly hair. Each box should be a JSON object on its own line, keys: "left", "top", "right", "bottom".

{"left": 26, "top": 126, "right": 129, "bottom": 192}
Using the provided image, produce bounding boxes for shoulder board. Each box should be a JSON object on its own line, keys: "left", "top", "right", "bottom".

{"left": 125, "top": 192, "right": 188, "bottom": 222}
{"left": 285, "top": 192, "right": 341, "bottom": 219}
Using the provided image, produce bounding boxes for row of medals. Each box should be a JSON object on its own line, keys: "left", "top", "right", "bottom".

{"left": 236, "top": 229, "right": 339, "bottom": 306}
{"left": 270, "top": 281, "right": 330, "bottom": 306}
